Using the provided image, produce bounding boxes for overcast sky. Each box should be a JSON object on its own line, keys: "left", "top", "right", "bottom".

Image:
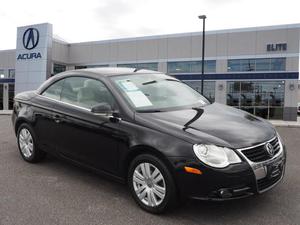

{"left": 0, "top": 0, "right": 299, "bottom": 50}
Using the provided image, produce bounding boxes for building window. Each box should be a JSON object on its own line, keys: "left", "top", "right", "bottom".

{"left": 227, "top": 58, "right": 286, "bottom": 72}
{"left": 0, "top": 69, "right": 4, "bottom": 78}
{"left": 53, "top": 64, "right": 66, "bottom": 75}
{"left": 255, "top": 58, "right": 270, "bottom": 71}
{"left": 167, "top": 60, "right": 216, "bottom": 74}
{"left": 117, "top": 62, "right": 158, "bottom": 71}
{"left": 271, "top": 58, "right": 286, "bottom": 71}
{"left": 75, "top": 65, "right": 87, "bottom": 70}
{"left": 183, "top": 80, "right": 215, "bottom": 102}
{"left": 227, "top": 81, "right": 285, "bottom": 120}
{"left": 86, "top": 65, "right": 108, "bottom": 68}
{"left": 8, "top": 69, "right": 15, "bottom": 79}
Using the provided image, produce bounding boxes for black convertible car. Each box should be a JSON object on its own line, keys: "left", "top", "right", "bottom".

{"left": 12, "top": 68, "right": 286, "bottom": 213}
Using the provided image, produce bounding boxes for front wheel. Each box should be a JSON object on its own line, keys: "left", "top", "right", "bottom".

{"left": 17, "top": 123, "right": 46, "bottom": 163}
{"left": 128, "top": 154, "right": 178, "bottom": 214}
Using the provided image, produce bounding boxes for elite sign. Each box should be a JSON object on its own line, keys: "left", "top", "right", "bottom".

{"left": 17, "top": 28, "right": 42, "bottom": 60}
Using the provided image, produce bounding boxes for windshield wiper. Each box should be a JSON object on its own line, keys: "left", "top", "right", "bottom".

{"left": 142, "top": 80, "right": 157, "bottom": 85}
{"left": 137, "top": 109, "right": 163, "bottom": 113}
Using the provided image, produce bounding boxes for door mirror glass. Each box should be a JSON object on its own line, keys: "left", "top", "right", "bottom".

{"left": 91, "top": 102, "right": 112, "bottom": 115}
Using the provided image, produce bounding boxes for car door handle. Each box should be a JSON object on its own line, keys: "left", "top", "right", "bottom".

{"left": 53, "top": 115, "right": 62, "bottom": 123}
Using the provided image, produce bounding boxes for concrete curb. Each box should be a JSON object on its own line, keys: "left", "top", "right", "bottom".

{"left": 270, "top": 123, "right": 300, "bottom": 128}
{"left": 0, "top": 110, "right": 12, "bottom": 115}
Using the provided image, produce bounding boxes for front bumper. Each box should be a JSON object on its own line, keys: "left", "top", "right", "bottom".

{"left": 170, "top": 138, "right": 286, "bottom": 200}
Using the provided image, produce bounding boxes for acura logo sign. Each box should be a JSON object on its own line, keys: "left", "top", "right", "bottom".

{"left": 23, "top": 28, "right": 39, "bottom": 50}
{"left": 265, "top": 143, "right": 274, "bottom": 157}
{"left": 18, "top": 27, "right": 42, "bottom": 60}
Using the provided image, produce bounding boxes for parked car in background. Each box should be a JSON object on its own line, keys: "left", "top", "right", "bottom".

{"left": 298, "top": 102, "right": 300, "bottom": 115}
{"left": 12, "top": 68, "right": 286, "bottom": 214}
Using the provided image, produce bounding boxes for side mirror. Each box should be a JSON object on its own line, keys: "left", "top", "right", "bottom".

{"left": 91, "top": 103, "right": 112, "bottom": 115}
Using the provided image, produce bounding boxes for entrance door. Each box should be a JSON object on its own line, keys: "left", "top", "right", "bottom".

{"left": 0, "top": 83, "right": 13, "bottom": 110}
{"left": 0, "top": 84, "right": 3, "bottom": 110}
{"left": 8, "top": 84, "right": 14, "bottom": 110}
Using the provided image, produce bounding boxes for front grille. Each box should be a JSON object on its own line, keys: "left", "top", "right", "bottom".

{"left": 241, "top": 137, "right": 280, "bottom": 162}
{"left": 257, "top": 169, "right": 283, "bottom": 191}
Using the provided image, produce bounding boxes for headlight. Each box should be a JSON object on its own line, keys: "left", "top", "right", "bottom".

{"left": 276, "top": 132, "right": 284, "bottom": 146}
{"left": 193, "top": 144, "right": 242, "bottom": 168}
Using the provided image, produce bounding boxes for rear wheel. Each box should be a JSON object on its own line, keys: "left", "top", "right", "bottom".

{"left": 128, "top": 154, "right": 177, "bottom": 214}
{"left": 17, "top": 123, "right": 46, "bottom": 163}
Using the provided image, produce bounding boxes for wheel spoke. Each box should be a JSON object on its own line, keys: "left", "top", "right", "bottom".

{"left": 150, "top": 190, "right": 158, "bottom": 206}
{"left": 153, "top": 185, "right": 165, "bottom": 199}
{"left": 151, "top": 168, "right": 160, "bottom": 179}
{"left": 153, "top": 173, "right": 163, "bottom": 184}
{"left": 134, "top": 170, "right": 145, "bottom": 181}
{"left": 28, "top": 143, "right": 33, "bottom": 152}
{"left": 135, "top": 185, "right": 146, "bottom": 195}
{"left": 147, "top": 190, "right": 153, "bottom": 206}
{"left": 140, "top": 163, "right": 147, "bottom": 178}
{"left": 133, "top": 174, "right": 145, "bottom": 185}
{"left": 144, "top": 163, "right": 151, "bottom": 178}
{"left": 138, "top": 188, "right": 147, "bottom": 200}
{"left": 19, "top": 139, "right": 25, "bottom": 148}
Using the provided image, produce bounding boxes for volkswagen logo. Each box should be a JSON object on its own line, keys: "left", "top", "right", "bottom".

{"left": 23, "top": 28, "right": 39, "bottom": 50}
{"left": 265, "top": 142, "right": 274, "bottom": 157}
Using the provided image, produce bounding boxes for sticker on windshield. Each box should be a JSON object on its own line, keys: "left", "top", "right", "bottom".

{"left": 118, "top": 80, "right": 139, "bottom": 92}
{"left": 125, "top": 91, "right": 153, "bottom": 107}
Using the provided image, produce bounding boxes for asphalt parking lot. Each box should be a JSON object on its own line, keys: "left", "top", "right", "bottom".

{"left": 0, "top": 115, "right": 300, "bottom": 225}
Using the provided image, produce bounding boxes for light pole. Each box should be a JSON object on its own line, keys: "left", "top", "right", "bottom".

{"left": 198, "top": 15, "right": 206, "bottom": 95}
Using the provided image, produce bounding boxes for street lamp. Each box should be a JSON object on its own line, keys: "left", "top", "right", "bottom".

{"left": 198, "top": 15, "right": 206, "bottom": 95}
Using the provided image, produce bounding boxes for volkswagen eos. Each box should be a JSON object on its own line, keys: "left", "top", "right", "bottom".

{"left": 12, "top": 68, "right": 286, "bottom": 213}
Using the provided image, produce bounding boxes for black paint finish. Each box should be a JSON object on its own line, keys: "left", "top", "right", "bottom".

{"left": 11, "top": 68, "right": 283, "bottom": 199}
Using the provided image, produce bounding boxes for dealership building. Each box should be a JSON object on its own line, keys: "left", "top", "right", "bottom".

{"left": 0, "top": 23, "right": 299, "bottom": 120}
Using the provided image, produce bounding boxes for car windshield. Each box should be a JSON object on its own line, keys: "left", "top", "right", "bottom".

{"left": 111, "top": 73, "right": 210, "bottom": 112}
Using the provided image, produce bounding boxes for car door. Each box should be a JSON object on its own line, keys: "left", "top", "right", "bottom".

{"left": 52, "top": 76, "right": 121, "bottom": 174}
{"left": 31, "top": 79, "right": 65, "bottom": 153}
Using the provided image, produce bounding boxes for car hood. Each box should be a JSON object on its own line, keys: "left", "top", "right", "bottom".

{"left": 135, "top": 103, "right": 276, "bottom": 149}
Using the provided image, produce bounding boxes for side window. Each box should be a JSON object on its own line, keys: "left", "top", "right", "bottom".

{"left": 60, "top": 77, "right": 116, "bottom": 110}
{"left": 42, "top": 79, "right": 64, "bottom": 100}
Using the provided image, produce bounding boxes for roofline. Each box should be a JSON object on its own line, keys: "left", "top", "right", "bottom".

{"left": 69, "top": 23, "right": 300, "bottom": 46}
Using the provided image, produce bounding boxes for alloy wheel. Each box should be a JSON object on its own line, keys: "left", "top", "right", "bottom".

{"left": 18, "top": 128, "right": 34, "bottom": 158}
{"left": 132, "top": 162, "right": 166, "bottom": 207}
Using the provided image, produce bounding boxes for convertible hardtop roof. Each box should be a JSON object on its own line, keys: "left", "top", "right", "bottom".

{"left": 36, "top": 67, "right": 163, "bottom": 94}
{"left": 66, "top": 67, "right": 162, "bottom": 77}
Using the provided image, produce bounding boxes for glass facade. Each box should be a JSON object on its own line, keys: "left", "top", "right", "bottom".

{"left": 8, "top": 69, "right": 15, "bottom": 79}
{"left": 0, "top": 69, "right": 4, "bottom": 78}
{"left": 86, "top": 65, "right": 108, "bottom": 68}
{"left": 117, "top": 62, "right": 158, "bottom": 71}
{"left": 228, "top": 58, "right": 286, "bottom": 72}
{"left": 75, "top": 65, "right": 87, "bottom": 70}
{"left": 0, "top": 84, "right": 3, "bottom": 110}
{"left": 8, "top": 84, "right": 14, "bottom": 110}
{"left": 227, "top": 81, "right": 285, "bottom": 120}
{"left": 168, "top": 60, "right": 216, "bottom": 73}
{"left": 183, "top": 80, "right": 215, "bottom": 102}
{"left": 53, "top": 64, "right": 66, "bottom": 75}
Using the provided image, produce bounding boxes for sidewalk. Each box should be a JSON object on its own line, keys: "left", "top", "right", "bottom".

{"left": 1, "top": 110, "right": 300, "bottom": 127}
{"left": 269, "top": 116, "right": 300, "bottom": 128}
{"left": 0, "top": 110, "right": 12, "bottom": 115}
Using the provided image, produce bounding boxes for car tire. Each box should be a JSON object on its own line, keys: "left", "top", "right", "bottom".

{"left": 17, "top": 123, "right": 46, "bottom": 163}
{"left": 128, "top": 154, "right": 178, "bottom": 214}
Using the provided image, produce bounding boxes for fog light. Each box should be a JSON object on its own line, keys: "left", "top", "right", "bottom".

{"left": 218, "top": 188, "right": 232, "bottom": 198}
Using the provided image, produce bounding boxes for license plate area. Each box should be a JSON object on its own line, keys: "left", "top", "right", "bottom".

{"left": 252, "top": 155, "right": 284, "bottom": 180}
